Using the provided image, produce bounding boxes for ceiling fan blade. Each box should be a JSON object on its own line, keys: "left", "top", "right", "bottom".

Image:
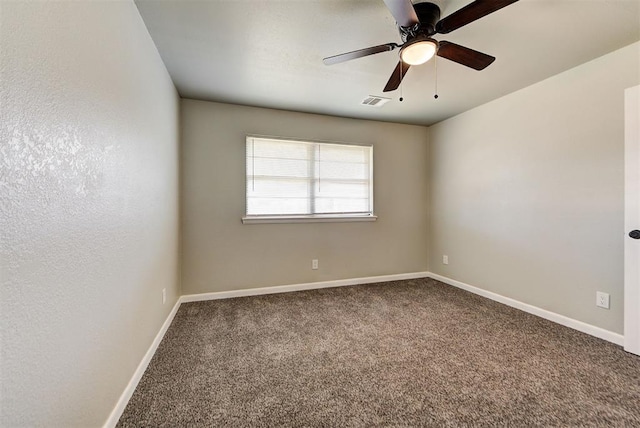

{"left": 383, "top": 0, "right": 419, "bottom": 28}
{"left": 437, "top": 41, "right": 495, "bottom": 70}
{"left": 323, "top": 43, "right": 400, "bottom": 65}
{"left": 383, "top": 61, "right": 411, "bottom": 92}
{"left": 436, "top": 0, "right": 519, "bottom": 34}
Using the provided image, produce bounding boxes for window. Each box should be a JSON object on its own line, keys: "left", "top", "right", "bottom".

{"left": 243, "top": 136, "right": 375, "bottom": 223}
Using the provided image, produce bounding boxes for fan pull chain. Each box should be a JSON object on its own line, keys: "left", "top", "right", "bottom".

{"left": 399, "top": 62, "right": 404, "bottom": 102}
{"left": 434, "top": 55, "right": 439, "bottom": 100}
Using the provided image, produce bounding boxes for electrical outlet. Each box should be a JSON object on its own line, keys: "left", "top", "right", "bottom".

{"left": 596, "top": 291, "right": 610, "bottom": 309}
{"left": 162, "top": 288, "right": 167, "bottom": 305}
{"left": 312, "top": 259, "right": 318, "bottom": 270}
{"left": 442, "top": 255, "right": 449, "bottom": 265}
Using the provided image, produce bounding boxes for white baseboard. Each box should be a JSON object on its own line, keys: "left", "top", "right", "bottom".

{"left": 103, "top": 299, "right": 182, "bottom": 428}
{"left": 180, "top": 271, "right": 431, "bottom": 303}
{"left": 427, "top": 272, "right": 624, "bottom": 346}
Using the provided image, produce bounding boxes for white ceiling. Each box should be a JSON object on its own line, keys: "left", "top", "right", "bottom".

{"left": 135, "top": 0, "right": 640, "bottom": 126}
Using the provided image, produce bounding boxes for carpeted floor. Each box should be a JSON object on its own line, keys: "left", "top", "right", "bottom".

{"left": 117, "top": 278, "right": 640, "bottom": 427}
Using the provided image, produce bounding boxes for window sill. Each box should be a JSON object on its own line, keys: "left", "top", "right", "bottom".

{"left": 242, "top": 214, "right": 378, "bottom": 224}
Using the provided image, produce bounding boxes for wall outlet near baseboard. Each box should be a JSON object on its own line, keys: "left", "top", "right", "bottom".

{"left": 312, "top": 259, "right": 318, "bottom": 270}
{"left": 162, "top": 288, "right": 167, "bottom": 305}
{"left": 596, "top": 291, "right": 610, "bottom": 309}
{"left": 442, "top": 255, "right": 449, "bottom": 265}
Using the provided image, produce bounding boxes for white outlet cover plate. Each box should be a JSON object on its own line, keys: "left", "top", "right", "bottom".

{"left": 596, "top": 291, "right": 610, "bottom": 309}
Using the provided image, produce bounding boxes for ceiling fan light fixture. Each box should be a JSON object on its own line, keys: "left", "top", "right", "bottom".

{"left": 400, "top": 39, "right": 437, "bottom": 65}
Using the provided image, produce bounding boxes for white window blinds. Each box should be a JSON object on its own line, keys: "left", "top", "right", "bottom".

{"left": 246, "top": 136, "right": 373, "bottom": 217}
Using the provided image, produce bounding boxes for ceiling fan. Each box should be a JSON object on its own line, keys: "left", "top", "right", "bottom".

{"left": 323, "top": 0, "right": 519, "bottom": 92}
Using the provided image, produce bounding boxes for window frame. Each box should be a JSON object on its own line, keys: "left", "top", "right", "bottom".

{"left": 242, "top": 135, "right": 377, "bottom": 224}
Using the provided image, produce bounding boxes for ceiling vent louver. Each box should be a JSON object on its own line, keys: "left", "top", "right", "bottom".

{"left": 361, "top": 95, "right": 391, "bottom": 107}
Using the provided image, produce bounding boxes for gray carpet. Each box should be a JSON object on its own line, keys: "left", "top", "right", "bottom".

{"left": 117, "top": 278, "right": 640, "bottom": 427}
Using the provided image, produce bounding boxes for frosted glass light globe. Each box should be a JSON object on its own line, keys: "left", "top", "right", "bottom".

{"left": 400, "top": 40, "right": 437, "bottom": 65}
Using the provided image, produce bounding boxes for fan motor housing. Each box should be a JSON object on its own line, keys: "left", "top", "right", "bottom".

{"left": 399, "top": 2, "right": 441, "bottom": 42}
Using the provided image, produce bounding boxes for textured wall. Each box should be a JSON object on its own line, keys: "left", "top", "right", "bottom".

{"left": 181, "top": 100, "right": 430, "bottom": 295}
{"left": 429, "top": 42, "right": 640, "bottom": 334}
{"left": 0, "top": 1, "right": 180, "bottom": 426}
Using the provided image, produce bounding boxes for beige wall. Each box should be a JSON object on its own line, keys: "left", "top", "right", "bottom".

{"left": 181, "top": 100, "right": 430, "bottom": 294}
{"left": 0, "top": 1, "right": 180, "bottom": 426}
{"left": 429, "top": 42, "right": 640, "bottom": 334}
